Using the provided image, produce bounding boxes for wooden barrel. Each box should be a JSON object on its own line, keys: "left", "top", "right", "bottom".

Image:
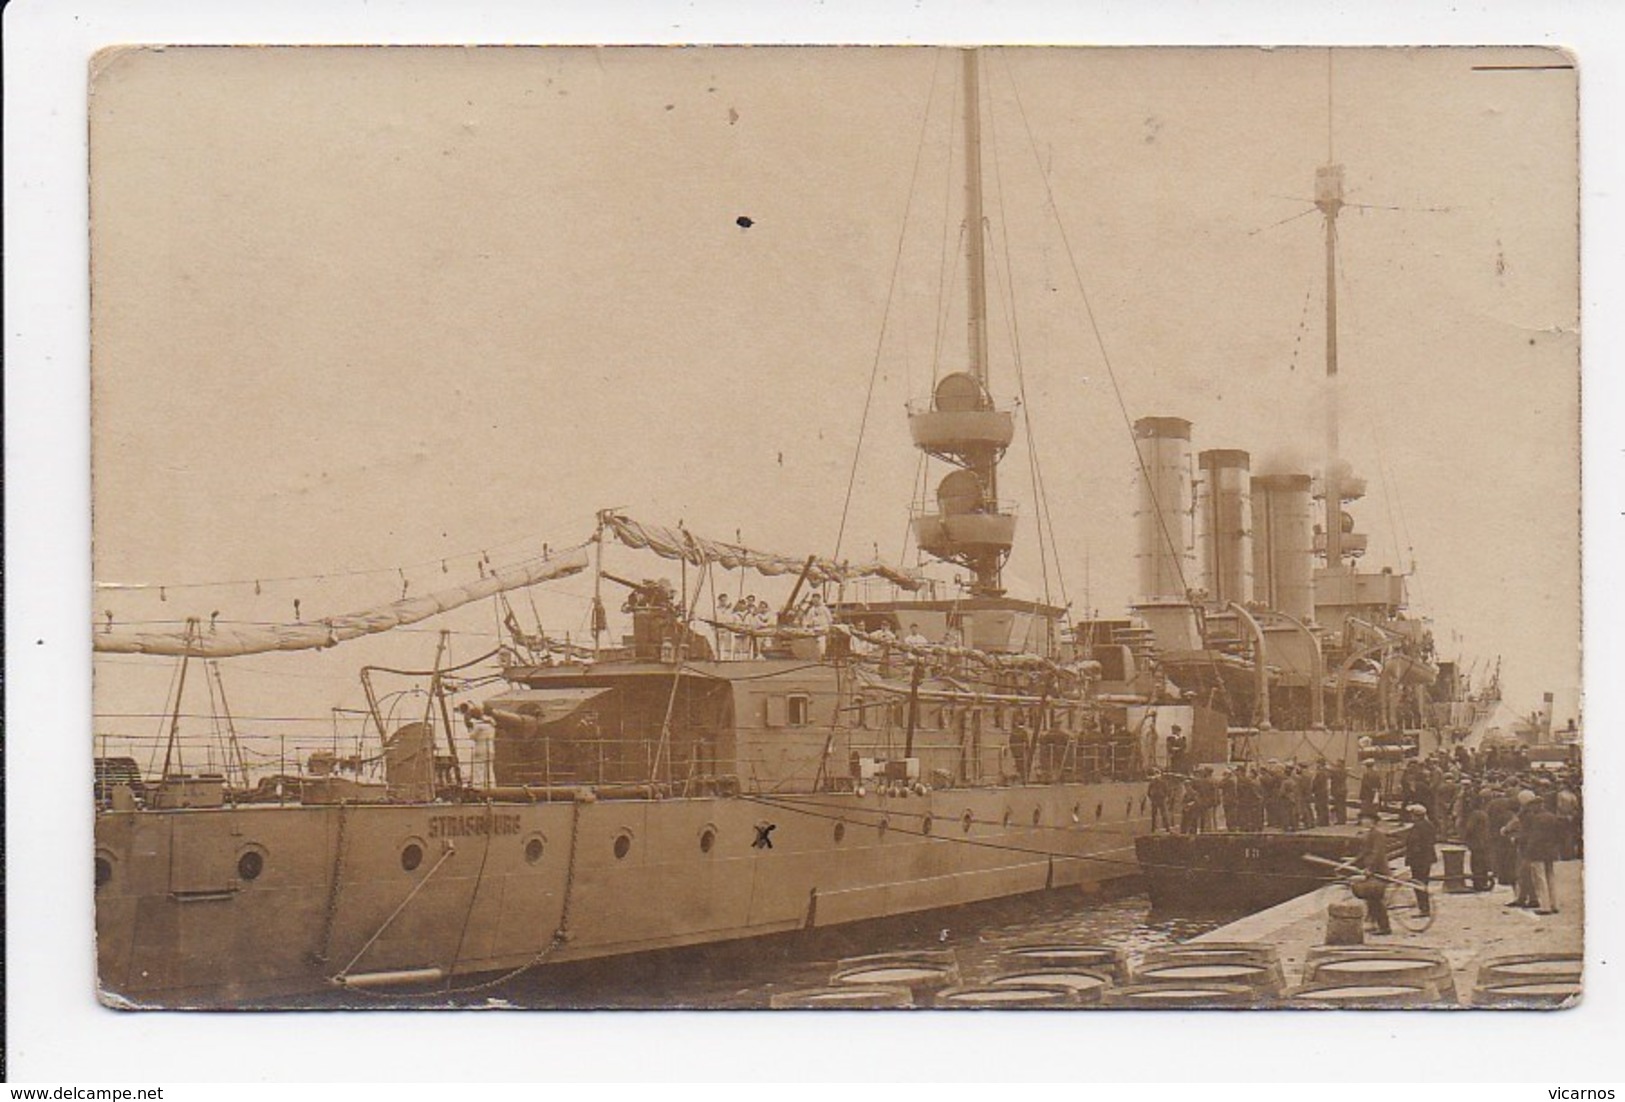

{"left": 1102, "top": 982, "right": 1257, "bottom": 1009}
{"left": 770, "top": 985, "right": 914, "bottom": 1009}
{"left": 1170, "top": 941, "right": 1283, "bottom": 962}
{"left": 1305, "top": 953, "right": 1456, "bottom": 1002}
{"left": 1142, "top": 948, "right": 1286, "bottom": 993}
{"left": 1284, "top": 981, "right": 1441, "bottom": 1009}
{"left": 1473, "top": 981, "right": 1582, "bottom": 1008}
{"left": 1305, "top": 945, "right": 1455, "bottom": 995}
{"left": 830, "top": 958, "right": 961, "bottom": 1003}
{"left": 998, "top": 943, "right": 1128, "bottom": 983}
{"left": 935, "top": 984, "right": 1075, "bottom": 1009}
{"left": 1146, "top": 942, "right": 1280, "bottom": 966}
{"left": 1474, "top": 952, "right": 1583, "bottom": 989}
{"left": 836, "top": 948, "right": 960, "bottom": 972}
{"left": 1306, "top": 944, "right": 1450, "bottom": 967}
{"left": 986, "top": 969, "right": 1112, "bottom": 1006}
{"left": 1132, "top": 961, "right": 1284, "bottom": 1000}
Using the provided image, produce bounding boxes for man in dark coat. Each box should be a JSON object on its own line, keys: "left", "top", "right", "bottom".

{"left": 1180, "top": 782, "right": 1202, "bottom": 836}
{"left": 1485, "top": 787, "right": 1520, "bottom": 893}
{"left": 1311, "top": 762, "right": 1332, "bottom": 828}
{"left": 1147, "top": 769, "right": 1170, "bottom": 833}
{"left": 1463, "top": 795, "right": 1495, "bottom": 891}
{"left": 1219, "top": 767, "right": 1240, "bottom": 832}
{"left": 1261, "top": 766, "right": 1284, "bottom": 829}
{"left": 1194, "top": 767, "right": 1219, "bottom": 833}
{"left": 1285, "top": 766, "right": 1308, "bottom": 832}
{"left": 1237, "top": 766, "right": 1264, "bottom": 832}
{"left": 1434, "top": 772, "right": 1460, "bottom": 839}
{"left": 1526, "top": 803, "right": 1564, "bottom": 914}
{"left": 1328, "top": 760, "right": 1349, "bottom": 825}
{"left": 1404, "top": 803, "right": 1438, "bottom": 916}
{"left": 1503, "top": 791, "right": 1541, "bottom": 908}
{"left": 1166, "top": 726, "right": 1189, "bottom": 774}
{"left": 1354, "top": 809, "right": 1392, "bottom": 934}
{"left": 1358, "top": 764, "right": 1383, "bottom": 818}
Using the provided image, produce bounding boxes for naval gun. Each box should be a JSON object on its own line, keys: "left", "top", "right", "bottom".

{"left": 601, "top": 571, "right": 713, "bottom": 661}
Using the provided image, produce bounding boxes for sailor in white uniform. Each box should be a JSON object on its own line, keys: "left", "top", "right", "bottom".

{"left": 462, "top": 703, "right": 498, "bottom": 788}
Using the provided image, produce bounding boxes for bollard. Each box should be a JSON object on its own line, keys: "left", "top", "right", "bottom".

{"left": 1439, "top": 845, "right": 1470, "bottom": 894}
{"left": 1325, "top": 898, "right": 1366, "bottom": 946}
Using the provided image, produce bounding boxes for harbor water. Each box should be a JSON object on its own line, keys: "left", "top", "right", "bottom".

{"left": 305, "top": 887, "right": 1234, "bottom": 1010}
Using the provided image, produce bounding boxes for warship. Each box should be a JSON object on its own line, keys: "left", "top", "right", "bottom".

{"left": 93, "top": 51, "right": 1190, "bottom": 1006}
{"left": 90, "top": 49, "right": 1513, "bottom": 1005}
{"left": 1128, "top": 150, "right": 1506, "bottom": 912}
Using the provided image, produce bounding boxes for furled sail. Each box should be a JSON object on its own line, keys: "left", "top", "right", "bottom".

{"left": 602, "top": 513, "right": 922, "bottom": 590}
{"left": 95, "top": 545, "right": 591, "bottom": 658}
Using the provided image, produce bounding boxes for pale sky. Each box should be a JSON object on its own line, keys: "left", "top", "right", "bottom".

{"left": 89, "top": 45, "right": 1579, "bottom": 758}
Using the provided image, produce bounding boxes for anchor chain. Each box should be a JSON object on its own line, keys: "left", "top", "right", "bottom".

{"left": 338, "top": 794, "right": 586, "bottom": 1000}
{"left": 312, "top": 799, "right": 351, "bottom": 965}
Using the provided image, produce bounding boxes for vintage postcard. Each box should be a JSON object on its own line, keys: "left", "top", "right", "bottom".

{"left": 89, "top": 44, "right": 1580, "bottom": 1011}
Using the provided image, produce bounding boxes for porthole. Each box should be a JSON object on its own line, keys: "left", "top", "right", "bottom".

{"left": 921, "top": 813, "right": 934, "bottom": 836}
{"left": 1095, "top": 802, "right": 1104, "bottom": 820}
{"left": 833, "top": 820, "right": 847, "bottom": 844}
{"left": 1072, "top": 803, "right": 1082, "bottom": 823}
{"left": 237, "top": 850, "right": 265, "bottom": 881}
{"left": 95, "top": 856, "right": 112, "bottom": 889}
{"left": 1032, "top": 806, "right": 1043, "bottom": 827}
{"left": 524, "top": 837, "right": 545, "bottom": 864}
{"left": 613, "top": 832, "right": 633, "bottom": 860}
{"left": 1001, "top": 809, "right": 1013, "bottom": 828}
{"left": 401, "top": 842, "right": 424, "bottom": 872}
{"left": 699, "top": 826, "right": 717, "bottom": 854}
{"left": 877, "top": 815, "right": 890, "bottom": 839}
{"left": 962, "top": 809, "right": 975, "bottom": 834}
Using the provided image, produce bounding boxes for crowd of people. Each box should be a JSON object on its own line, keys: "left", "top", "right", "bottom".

{"left": 1145, "top": 756, "right": 1354, "bottom": 836}
{"left": 1147, "top": 742, "right": 1583, "bottom": 926}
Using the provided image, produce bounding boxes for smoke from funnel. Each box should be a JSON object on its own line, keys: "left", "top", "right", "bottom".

{"left": 1253, "top": 445, "right": 1314, "bottom": 479}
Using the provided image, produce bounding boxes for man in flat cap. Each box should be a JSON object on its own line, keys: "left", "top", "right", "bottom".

{"left": 1404, "top": 803, "right": 1437, "bottom": 917}
{"left": 1354, "top": 809, "right": 1392, "bottom": 935}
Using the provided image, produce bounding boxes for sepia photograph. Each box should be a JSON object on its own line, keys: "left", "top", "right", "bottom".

{"left": 82, "top": 42, "right": 1584, "bottom": 1015}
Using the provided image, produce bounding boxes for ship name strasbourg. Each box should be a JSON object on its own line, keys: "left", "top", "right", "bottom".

{"left": 427, "top": 812, "right": 526, "bottom": 839}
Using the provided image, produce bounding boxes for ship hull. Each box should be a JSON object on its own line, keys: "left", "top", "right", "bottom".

{"left": 1134, "top": 828, "right": 1371, "bottom": 913}
{"left": 95, "top": 779, "right": 1147, "bottom": 1006}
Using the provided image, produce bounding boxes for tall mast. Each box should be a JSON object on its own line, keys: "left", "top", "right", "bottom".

{"left": 964, "top": 49, "right": 991, "bottom": 392}
{"left": 1316, "top": 160, "right": 1345, "bottom": 569}
{"left": 907, "top": 48, "right": 1016, "bottom": 598}
{"left": 961, "top": 48, "right": 1000, "bottom": 592}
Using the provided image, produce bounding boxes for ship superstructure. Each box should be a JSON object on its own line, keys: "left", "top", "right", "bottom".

{"left": 92, "top": 50, "right": 1168, "bottom": 1006}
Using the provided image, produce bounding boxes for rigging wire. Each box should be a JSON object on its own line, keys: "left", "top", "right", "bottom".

{"left": 1286, "top": 285, "right": 1314, "bottom": 373}
{"left": 982, "top": 217, "right": 1052, "bottom": 608}
{"left": 930, "top": 78, "right": 963, "bottom": 388}
{"left": 831, "top": 49, "right": 947, "bottom": 567}
{"left": 932, "top": 227, "right": 969, "bottom": 387}
{"left": 145, "top": 648, "right": 186, "bottom": 778}
{"left": 999, "top": 53, "right": 1196, "bottom": 607}
{"left": 96, "top": 524, "right": 596, "bottom": 595}
{"left": 994, "top": 54, "right": 1202, "bottom": 604}
{"left": 983, "top": 84, "right": 1071, "bottom": 614}
{"left": 1246, "top": 204, "right": 1318, "bottom": 237}
{"left": 1332, "top": 226, "right": 1419, "bottom": 602}
{"left": 998, "top": 52, "right": 1239, "bottom": 719}
{"left": 898, "top": 448, "right": 929, "bottom": 566}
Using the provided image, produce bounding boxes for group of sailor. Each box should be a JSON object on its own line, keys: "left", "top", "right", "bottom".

{"left": 713, "top": 592, "right": 838, "bottom": 658}
{"left": 1146, "top": 754, "right": 1352, "bottom": 836}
